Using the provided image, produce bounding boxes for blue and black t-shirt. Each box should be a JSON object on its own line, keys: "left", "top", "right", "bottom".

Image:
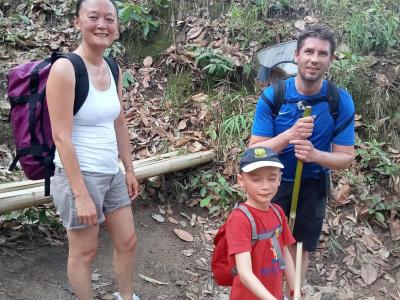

{"left": 252, "top": 77, "right": 355, "bottom": 180}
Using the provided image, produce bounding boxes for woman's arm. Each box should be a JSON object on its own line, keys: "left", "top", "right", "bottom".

{"left": 235, "top": 252, "right": 277, "bottom": 300}
{"left": 114, "top": 65, "right": 139, "bottom": 200}
{"left": 46, "top": 58, "right": 97, "bottom": 226}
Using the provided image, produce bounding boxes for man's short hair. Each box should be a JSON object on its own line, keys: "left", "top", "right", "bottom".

{"left": 297, "top": 25, "right": 336, "bottom": 55}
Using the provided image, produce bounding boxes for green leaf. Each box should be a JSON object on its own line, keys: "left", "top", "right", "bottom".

{"left": 122, "top": 72, "right": 135, "bottom": 89}
{"left": 143, "top": 22, "right": 150, "bottom": 38}
{"left": 200, "top": 186, "right": 207, "bottom": 197}
{"left": 200, "top": 195, "right": 213, "bottom": 207}
{"left": 19, "top": 15, "right": 30, "bottom": 25}
{"left": 374, "top": 212, "right": 385, "bottom": 222}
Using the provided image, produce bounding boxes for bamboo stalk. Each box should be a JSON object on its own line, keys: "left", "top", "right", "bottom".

{"left": 0, "top": 151, "right": 179, "bottom": 194}
{"left": 288, "top": 106, "right": 312, "bottom": 232}
{"left": 294, "top": 242, "right": 303, "bottom": 300}
{"left": 0, "top": 150, "right": 215, "bottom": 214}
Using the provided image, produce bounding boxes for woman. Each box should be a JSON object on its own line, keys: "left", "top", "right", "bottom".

{"left": 46, "top": 0, "right": 139, "bottom": 299}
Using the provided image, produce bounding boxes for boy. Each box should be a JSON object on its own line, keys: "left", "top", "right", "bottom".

{"left": 226, "top": 147, "right": 297, "bottom": 300}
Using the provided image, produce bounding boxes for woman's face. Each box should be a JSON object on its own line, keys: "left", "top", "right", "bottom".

{"left": 74, "top": 0, "right": 119, "bottom": 50}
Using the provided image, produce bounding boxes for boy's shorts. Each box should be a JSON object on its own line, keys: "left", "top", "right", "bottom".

{"left": 51, "top": 167, "right": 131, "bottom": 230}
{"left": 272, "top": 172, "right": 330, "bottom": 252}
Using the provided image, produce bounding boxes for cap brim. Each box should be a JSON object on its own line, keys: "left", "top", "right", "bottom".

{"left": 241, "top": 161, "right": 284, "bottom": 172}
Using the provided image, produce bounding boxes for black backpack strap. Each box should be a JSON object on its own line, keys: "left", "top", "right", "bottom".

{"left": 272, "top": 80, "right": 286, "bottom": 117}
{"left": 326, "top": 81, "right": 355, "bottom": 138}
{"left": 104, "top": 56, "right": 120, "bottom": 90}
{"left": 327, "top": 81, "right": 339, "bottom": 120}
{"left": 260, "top": 80, "right": 286, "bottom": 118}
{"left": 51, "top": 52, "right": 89, "bottom": 115}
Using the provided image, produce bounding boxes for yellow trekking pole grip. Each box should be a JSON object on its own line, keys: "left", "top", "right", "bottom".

{"left": 289, "top": 106, "right": 312, "bottom": 232}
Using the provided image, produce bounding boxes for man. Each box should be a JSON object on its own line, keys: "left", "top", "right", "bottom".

{"left": 249, "top": 25, "right": 355, "bottom": 284}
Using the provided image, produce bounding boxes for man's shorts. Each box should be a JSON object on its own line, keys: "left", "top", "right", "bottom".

{"left": 51, "top": 167, "right": 131, "bottom": 230}
{"left": 272, "top": 172, "right": 330, "bottom": 252}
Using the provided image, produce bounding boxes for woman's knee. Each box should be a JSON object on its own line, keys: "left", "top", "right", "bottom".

{"left": 69, "top": 246, "right": 98, "bottom": 265}
{"left": 115, "top": 232, "right": 137, "bottom": 253}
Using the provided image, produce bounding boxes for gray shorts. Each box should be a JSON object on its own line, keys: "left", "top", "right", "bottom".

{"left": 51, "top": 167, "right": 131, "bottom": 230}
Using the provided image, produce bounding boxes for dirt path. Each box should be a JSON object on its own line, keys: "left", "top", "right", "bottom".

{"left": 1, "top": 201, "right": 399, "bottom": 300}
{"left": 0, "top": 201, "right": 229, "bottom": 300}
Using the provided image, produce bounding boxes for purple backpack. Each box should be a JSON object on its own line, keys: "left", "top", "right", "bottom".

{"left": 7, "top": 52, "right": 119, "bottom": 195}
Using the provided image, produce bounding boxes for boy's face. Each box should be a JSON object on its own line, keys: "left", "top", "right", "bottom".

{"left": 238, "top": 166, "right": 281, "bottom": 207}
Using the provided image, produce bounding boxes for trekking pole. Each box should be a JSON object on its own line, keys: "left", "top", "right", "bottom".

{"left": 294, "top": 242, "right": 303, "bottom": 300}
{"left": 288, "top": 106, "right": 312, "bottom": 232}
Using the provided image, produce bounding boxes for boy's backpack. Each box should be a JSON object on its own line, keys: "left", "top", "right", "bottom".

{"left": 211, "top": 203, "right": 286, "bottom": 286}
{"left": 7, "top": 52, "right": 119, "bottom": 196}
{"left": 261, "top": 79, "right": 353, "bottom": 138}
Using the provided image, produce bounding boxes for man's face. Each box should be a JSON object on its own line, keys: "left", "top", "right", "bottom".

{"left": 294, "top": 37, "right": 334, "bottom": 84}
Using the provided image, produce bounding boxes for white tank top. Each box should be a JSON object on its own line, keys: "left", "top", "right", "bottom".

{"left": 54, "top": 63, "right": 121, "bottom": 174}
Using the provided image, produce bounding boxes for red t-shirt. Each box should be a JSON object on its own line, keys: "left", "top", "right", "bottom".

{"left": 225, "top": 203, "right": 295, "bottom": 300}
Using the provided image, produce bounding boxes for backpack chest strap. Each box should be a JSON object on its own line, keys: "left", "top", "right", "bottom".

{"left": 237, "top": 204, "right": 286, "bottom": 270}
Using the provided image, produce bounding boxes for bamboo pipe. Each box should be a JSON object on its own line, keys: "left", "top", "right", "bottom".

{"left": 294, "top": 242, "right": 303, "bottom": 300}
{"left": 0, "top": 150, "right": 216, "bottom": 214}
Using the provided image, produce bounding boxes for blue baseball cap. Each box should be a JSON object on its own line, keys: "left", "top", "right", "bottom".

{"left": 239, "top": 147, "right": 284, "bottom": 172}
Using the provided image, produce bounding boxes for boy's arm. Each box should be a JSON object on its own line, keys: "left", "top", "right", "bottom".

{"left": 235, "top": 252, "right": 277, "bottom": 300}
{"left": 283, "top": 246, "right": 296, "bottom": 296}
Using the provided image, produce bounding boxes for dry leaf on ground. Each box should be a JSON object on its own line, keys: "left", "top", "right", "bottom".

{"left": 152, "top": 213, "right": 165, "bottom": 223}
{"left": 173, "top": 228, "right": 194, "bottom": 242}
{"left": 361, "top": 263, "right": 378, "bottom": 285}
{"left": 139, "top": 274, "right": 169, "bottom": 285}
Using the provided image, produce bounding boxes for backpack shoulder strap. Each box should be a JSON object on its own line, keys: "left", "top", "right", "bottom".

{"left": 270, "top": 203, "right": 282, "bottom": 225}
{"left": 51, "top": 52, "right": 89, "bottom": 115}
{"left": 327, "top": 80, "right": 339, "bottom": 120}
{"left": 260, "top": 80, "right": 286, "bottom": 118}
{"left": 104, "top": 56, "right": 119, "bottom": 90}
{"left": 236, "top": 205, "right": 258, "bottom": 243}
{"left": 272, "top": 80, "right": 286, "bottom": 117}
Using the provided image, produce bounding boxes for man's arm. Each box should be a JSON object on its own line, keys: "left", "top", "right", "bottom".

{"left": 249, "top": 116, "right": 315, "bottom": 154}
{"left": 235, "top": 252, "right": 277, "bottom": 300}
{"left": 291, "top": 140, "right": 354, "bottom": 169}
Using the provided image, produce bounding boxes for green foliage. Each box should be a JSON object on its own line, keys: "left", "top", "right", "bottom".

{"left": 190, "top": 170, "right": 243, "bottom": 213}
{"left": 164, "top": 72, "right": 193, "bottom": 111}
{"left": 122, "top": 71, "right": 135, "bottom": 89}
{"left": 328, "top": 53, "right": 374, "bottom": 115}
{"left": 104, "top": 41, "right": 124, "bottom": 58}
{"left": 227, "top": 1, "right": 270, "bottom": 47}
{"left": 312, "top": 0, "right": 400, "bottom": 54}
{"left": 344, "top": 4, "right": 399, "bottom": 54}
{"left": 154, "top": 0, "right": 171, "bottom": 8}
{"left": 116, "top": 1, "right": 160, "bottom": 39}
{"left": 364, "top": 194, "right": 398, "bottom": 223}
{"left": 221, "top": 112, "right": 254, "bottom": 149}
{"left": 1, "top": 207, "right": 61, "bottom": 228}
{"left": 355, "top": 138, "right": 400, "bottom": 180}
{"left": 210, "top": 89, "right": 255, "bottom": 154}
{"left": 195, "top": 48, "right": 235, "bottom": 79}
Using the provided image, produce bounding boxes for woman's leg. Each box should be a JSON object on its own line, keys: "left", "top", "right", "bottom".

{"left": 105, "top": 206, "right": 137, "bottom": 300}
{"left": 67, "top": 225, "right": 99, "bottom": 300}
